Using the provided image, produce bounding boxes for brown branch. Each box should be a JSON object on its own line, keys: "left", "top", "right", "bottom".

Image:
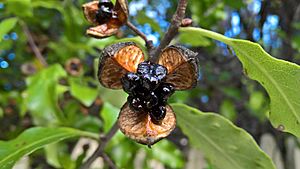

{"left": 102, "top": 153, "right": 118, "bottom": 169}
{"left": 21, "top": 22, "right": 48, "bottom": 67}
{"left": 80, "top": 122, "right": 119, "bottom": 169}
{"left": 126, "top": 21, "right": 154, "bottom": 52}
{"left": 150, "top": 0, "right": 188, "bottom": 62}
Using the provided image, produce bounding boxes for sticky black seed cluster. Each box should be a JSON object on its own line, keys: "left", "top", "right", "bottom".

{"left": 96, "top": 0, "right": 114, "bottom": 24}
{"left": 121, "top": 61, "right": 175, "bottom": 124}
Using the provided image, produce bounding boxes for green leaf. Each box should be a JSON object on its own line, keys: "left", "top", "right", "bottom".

{"left": 0, "top": 127, "right": 98, "bottom": 169}
{"left": 180, "top": 27, "right": 300, "bottom": 138}
{"left": 0, "top": 18, "right": 18, "bottom": 43}
{"left": 99, "top": 86, "right": 128, "bottom": 109}
{"left": 0, "top": 107, "right": 3, "bottom": 118}
{"left": 179, "top": 28, "right": 211, "bottom": 47}
{"left": 249, "top": 91, "right": 265, "bottom": 111}
{"left": 44, "top": 144, "right": 61, "bottom": 168}
{"left": 146, "top": 140, "right": 185, "bottom": 168}
{"left": 100, "top": 102, "right": 119, "bottom": 133}
{"left": 220, "top": 99, "right": 237, "bottom": 121}
{"left": 111, "top": 0, "right": 116, "bottom": 5}
{"left": 69, "top": 77, "right": 98, "bottom": 107}
{"left": 172, "top": 103, "right": 275, "bottom": 169}
{"left": 6, "top": 0, "right": 33, "bottom": 17}
{"left": 31, "top": 0, "right": 63, "bottom": 12}
{"left": 223, "top": 0, "right": 244, "bottom": 9}
{"left": 22, "top": 64, "right": 67, "bottom": 125}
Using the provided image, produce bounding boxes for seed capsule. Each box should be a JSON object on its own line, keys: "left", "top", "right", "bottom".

{"left": 82, "top": 0, "right": 129, "bottom": 38}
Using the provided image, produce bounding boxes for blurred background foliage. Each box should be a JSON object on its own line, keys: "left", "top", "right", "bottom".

{"left": 1, "top": 0, "right": 300, "bottom": 168}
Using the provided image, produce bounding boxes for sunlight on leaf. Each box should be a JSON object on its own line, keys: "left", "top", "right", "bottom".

{"left": 180, "top": 27, "right": 300, "bottom": 138}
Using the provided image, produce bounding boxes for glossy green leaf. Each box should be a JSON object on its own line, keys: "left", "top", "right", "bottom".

{"left": 180, "top": 27, "right": 300, "bottom": 137}
{"left": 179, "top": 28, "right": 211, "bottom": 47}
{"left": 0, "top": 127, "right": 98, "bottom": 169}
{"left": 0, "top": 18, "right": 18, "bottom": 43}
{"left": 172, "top": 103, "right": 276, "bottom": 169}
{"left": 69, "top": 77, "right": 98, "bottom": 107}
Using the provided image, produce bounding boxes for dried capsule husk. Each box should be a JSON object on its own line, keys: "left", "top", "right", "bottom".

{"left": 82, "top": 1, "right": 99, "bottom": 24}
{"left": 158, "top": 45, "right": 199, "bottom": 90}
{"left": 21, "top": 62, "right": 37, "bottom": 76}
{"left": 86, "top": 24, "right": 119, "bottom": 38}
{"left": 118, "top": 102, "right": 176, "bottom": 145}
{"left": 98, "top": 42, "right": 144, "bottom": 89}
{"left": 114, "top": 0, "right": 129, "bottom": 22}
{"left": 82, "top": 0, "right": 129, "bottom": 38}
{"left": 65, "top": 58, "right": 83, "bottom": 76}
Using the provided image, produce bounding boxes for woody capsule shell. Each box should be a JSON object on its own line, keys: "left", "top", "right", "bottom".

{"left": 98, "top": 42, "right": 199, "bottom": 145}
{"left": 82, "top": 0, "right": 128, "bottom": 38}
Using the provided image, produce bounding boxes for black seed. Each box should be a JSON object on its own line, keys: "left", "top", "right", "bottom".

{"left": 96, "top": 1, "right": 114, "bottom": 24}
{"left": 121, "top": 73, "right": 139, "bottom": 94}
{"left": 142, "top": 74, "right": 159, "bottom": 90}
{"left": 150, "top": 106, "right": 166, "bottom": 124}
{"left": 137, "top": 61, "right": 150, "bottom": 75}
{"left": 154, "top": 65, "right": 167, "bottom": 80}
{"left": 133, "top": 86, "right": 149, "bottom": 97}
{"left": 155, "top": 83, "right": 175, "bottom": 101}
{"left": 128, "top": 96, "right": 144, "bottom": 111}
{"left": 145, "top": 92, "right": 158, "bottom": 109}
{"left": 122, "top": 62, "right": 173, "bottom": 121}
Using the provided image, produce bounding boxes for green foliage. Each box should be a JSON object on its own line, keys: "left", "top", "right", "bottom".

{"left": 146, "top": 140, "right": 185, "bottom": 168}
{"left": 179, "top": 28, "right": 211, "bottom": 47}
{"left": 1, "top": 0, "right": 300, "bottom": 168}
{"left": 172, "top": 103, "right": 276, "bottom": 169}
{"left": 22, "top": 64, "right": 67, "bottom": 125}
{"left": 5, "top": 0, "right": 33, "bottom": 17}
{"left": 69, "top": 77, "right": 98, "bottom": 107}
{"left": 0, "top": 17, "right": 18, "bottom": 43}
{"left": 136, "top": 11, "right": 162, "bottom": 35}
{"left": 0, "top": 127, "right": 98, "bottom": 169}
{"left": 220, "top": 99, "right": 237, "bottom": 121}
{"left": 180, "top": 27, "right": 300, "bottom": 138}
